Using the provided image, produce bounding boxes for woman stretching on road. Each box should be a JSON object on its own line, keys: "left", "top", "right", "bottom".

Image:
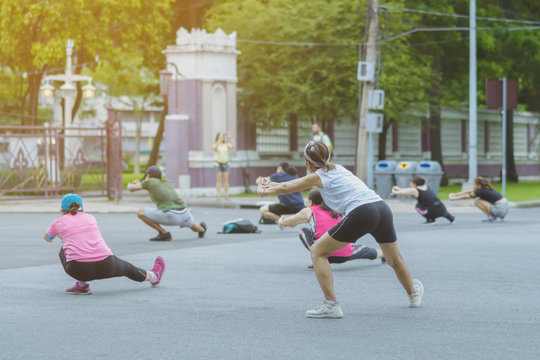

{"left": 278, "top": 189, "right": 385, "bottom": 266}
{"left": 391, "top": 175, "right": 455, "bottom": 225}
{"left": 44, "top": 194, "right": 165, "bottom": 295}
{"left": 257, "top": 141, "right": 423, "bottom": 318}
{"left": 449, "top": 176, "right": 509, "bottom": 222}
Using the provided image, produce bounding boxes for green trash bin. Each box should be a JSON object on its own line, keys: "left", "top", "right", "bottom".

{"left": 374, "top": 161, "right": 397, "bottom": 199}
{"left": 416, "top": 161, "right": 444, "bottom": 195}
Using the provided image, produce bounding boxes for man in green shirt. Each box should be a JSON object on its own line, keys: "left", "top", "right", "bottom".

{"left": 128, "top": 166, "right": 207, "bottom": 241}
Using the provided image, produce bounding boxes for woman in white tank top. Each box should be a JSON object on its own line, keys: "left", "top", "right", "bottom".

{"left": 256, "top": 141, "right": 423, "bottom": 318}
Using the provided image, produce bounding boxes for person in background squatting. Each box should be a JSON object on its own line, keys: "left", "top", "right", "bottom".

{"left": 449, "top": 176, "right": 509, "bottom": 222}
{"left": 44, "top": 193, "right": 165, "bottom": 295}
{"left": 257, "top": 141, "right": 424, "bottom": 318}
{"left": 257, "top": 162, "right": 305, "bottom": 225}
{"left": 213, "top": 131, "right": 235, "bottom": 200}
{"left": 128, "top": 166, "right": 207, "bottom": 241}
{"left": 277, "top": 188, "right": 385, "bottom": 268}
{"left": 391, "top": 175, "right": 455, "bottom": 225}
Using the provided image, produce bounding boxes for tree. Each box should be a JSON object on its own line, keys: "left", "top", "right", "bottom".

{"left": 87, "top": 56, "right": 159, "bottom": 174}
{"left": 0, "top": 0, "right": 172, "bottom": 124}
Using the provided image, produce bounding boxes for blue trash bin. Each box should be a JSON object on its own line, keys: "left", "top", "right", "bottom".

{"left": 374, "top": 161, "right": 397, "bottom": 199}
{"left": 416, "top": 161, "right": 444, "bottom": 195}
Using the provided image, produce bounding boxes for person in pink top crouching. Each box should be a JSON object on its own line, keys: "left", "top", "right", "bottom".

{"left": 278, "top": 189, "right": 385, "bottom": 268}
{"left": 43, "top": 193, "right": 165, "bottom": 295}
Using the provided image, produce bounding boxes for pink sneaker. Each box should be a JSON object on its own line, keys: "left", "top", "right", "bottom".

{"left": 150, "top": 256, "right": 165, "bottom": 287}
{"left": 65, "top": 282, "right": 92, "bottom": 295}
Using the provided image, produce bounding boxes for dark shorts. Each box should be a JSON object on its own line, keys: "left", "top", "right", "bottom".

{"left": 328, "top": 201, "right": 397, "bottom": 244}
{"left": 268, "top": 203, "right": 303, "bottom": 216}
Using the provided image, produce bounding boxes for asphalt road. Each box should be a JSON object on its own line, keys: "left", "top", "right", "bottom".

{"left": 1, "top": 206, "right": 540, "bottom": 359}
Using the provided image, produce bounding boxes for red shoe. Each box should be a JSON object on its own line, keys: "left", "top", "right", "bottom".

{"left": 65, "top": 282, "right": 92, "bottom": 295}
{"left": 150, "top": 257, "right": 165, "bottom": 287}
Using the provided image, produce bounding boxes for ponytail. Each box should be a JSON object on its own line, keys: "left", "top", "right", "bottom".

{"left": 68, "top": 203, "right": 81, "bottom": 215}
{"left": 303, "top": 141, "right": 336, "bottom": 171}
{"left": 308, "top": 189, "right": 339, "bottom": 218}
{"left": 279, "top": 162, "right": 297, "bottom": 176}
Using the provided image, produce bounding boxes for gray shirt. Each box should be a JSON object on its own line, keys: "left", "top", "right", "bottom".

{"left": 316, "top": 164, "right": 381, "bottom": 215}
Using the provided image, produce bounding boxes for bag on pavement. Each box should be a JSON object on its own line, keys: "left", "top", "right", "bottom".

{"left": 219, "top": 219, "right": 261, "bottom": 234}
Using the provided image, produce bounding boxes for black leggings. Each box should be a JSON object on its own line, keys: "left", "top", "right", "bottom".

{"left": 415, "top": 202, "right": 454, "bottom": 222}
{"left": 59, "top": 249, "right": 147, "bottom": 282}
{"left": 299, "top": 228, "right": 378, "bottom": 264}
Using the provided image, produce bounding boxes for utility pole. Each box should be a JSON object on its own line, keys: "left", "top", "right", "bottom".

{"left": 468, "top": 0, "right": 478, "bottom": 184}
{"left": 355, "top": 0, "right": 379, "bottom": 181}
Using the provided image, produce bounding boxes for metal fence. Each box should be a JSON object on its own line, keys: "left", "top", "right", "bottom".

{"left": 0, "top": 109, "right": 123, "bottom": 199}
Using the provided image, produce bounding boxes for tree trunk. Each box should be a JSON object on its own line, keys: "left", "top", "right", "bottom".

{"left": 134, "top": 110, "right": 143, "bottom": 174}
{"left": 71, "top": 82, "right": 83, "bottom": 121}
{"left": 378, "top": 118, "right": 393, "bottom": 160}
{"left": 505, "top": 109, "right": 519, "bottom": 182}
{"left": 428, "top": 58, "right": 448, "bottom": 186}
{"left": 147, "top": 99, "right": 167, "bottom": 168}
{"left": 27, "top": 72, "right": 44, "bottom": 126}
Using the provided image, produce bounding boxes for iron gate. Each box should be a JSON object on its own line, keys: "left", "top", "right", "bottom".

{"left": 0, "top": 108, "right": 123, "bottom": 200}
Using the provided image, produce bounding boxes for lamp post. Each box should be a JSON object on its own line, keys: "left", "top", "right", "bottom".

{"left": 40, "top": 39, "right": 96, "bottom": 126}
{"left": 147, "top": 62, "right": 183, "bottom": 168}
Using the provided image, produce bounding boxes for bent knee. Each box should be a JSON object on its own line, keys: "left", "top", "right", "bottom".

{"left": 136, "top": 209, "right": 145, "bottom": 217}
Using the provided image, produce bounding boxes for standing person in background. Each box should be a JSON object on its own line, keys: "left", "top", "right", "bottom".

{"left": 128, "top": 166, "right": 207, "bottom": 241}
{"left": 449, "top": 176, "right": 509, "bottom": 222}
{"left": 311, "top": 123, "right": 333, "bottom": 157}
{"left": 213, "top": 132, "right": 235, "bottom": 200}
{"left": 44, "top": 193, "right": 165, "bottom": 295}
{"left": 392, "top": 175, "right": 455, "bottom": 225}
{"left": 257, "top": 162, "right": 305, "bottom": 224}
{"left": 257, "top": 141, "right": 423, "bottom": 318}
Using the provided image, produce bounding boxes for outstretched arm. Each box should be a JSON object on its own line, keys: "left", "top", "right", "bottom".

{"left": 258, "top": 173, "right": 322, "bottom": 197}
{"left": 278, "top": 208, "right": 312, "bottom": 229}
{"left": 449, "top": 190, "right": 474, "bottom": 200}
{"left": 127, "top": 179, "right": 144, "bottom": 192}
{"left": 391, "top": 186, "right": 419, "bottom": 197}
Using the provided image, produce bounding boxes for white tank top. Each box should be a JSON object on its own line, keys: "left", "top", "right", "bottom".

{"left": 315, "top": 164, "right": 381, "bottom": 215}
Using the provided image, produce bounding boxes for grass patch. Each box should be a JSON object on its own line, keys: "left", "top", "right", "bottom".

{"left": 437, "top": 181, "right": 540, "bottom": 202}
{"left": 232, "top": 181, "right": 540, "bottom": 203}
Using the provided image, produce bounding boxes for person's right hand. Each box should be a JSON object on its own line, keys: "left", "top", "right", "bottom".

{"left": 449, "top": 193, "right": 457, "bottom": 200}
{"left": 277, "top": 216, "right": 287, "bottom": 229}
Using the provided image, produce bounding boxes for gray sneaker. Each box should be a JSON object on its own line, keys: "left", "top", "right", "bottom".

{"left": 408, "top": 279, "right": 424, "bottom": 308}
{"left": 306, "top": 300, "right": 344, "bottom": 318}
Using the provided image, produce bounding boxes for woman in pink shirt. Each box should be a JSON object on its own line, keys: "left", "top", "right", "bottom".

{"left": 44, "top": 194, "right": 165, "bottom": 295}
{"left": 278, "top": 189, "right": 385, "bottom": 266}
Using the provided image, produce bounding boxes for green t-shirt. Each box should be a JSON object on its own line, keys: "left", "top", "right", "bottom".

{"left": 141, "top": 178, "right": 187, "bottom": 211}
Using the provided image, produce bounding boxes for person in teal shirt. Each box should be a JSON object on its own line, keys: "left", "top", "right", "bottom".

{"left": 128, "top": 166, "right": 207, "bottom": 241}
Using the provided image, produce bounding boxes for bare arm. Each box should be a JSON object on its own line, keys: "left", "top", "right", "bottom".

{"left": 127, "top": 179, "right": 144, "bottom": 192}
{"left": 278, "top": 208, "right": 312, "bottom": 229}
{"left": 391, "top": 186, "right": 419, "bottom": 197}
{"left": 43, "top": 233, "right": 53, "bottom": 243}
{"left": 449, "top": 190, "right": 474, "bottom": 200}
{"left": 226, "top": 133, "right": 235, "bottom": 149}
{"left": 258, "top": 173, "right": 322, "bottom": 197}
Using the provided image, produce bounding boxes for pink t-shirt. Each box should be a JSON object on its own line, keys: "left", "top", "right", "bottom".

{"left": 47, "top": 212, "right": 113, "bottom": 262}
{"left": 310, "top": 205, "right": 354, "bottom": 257}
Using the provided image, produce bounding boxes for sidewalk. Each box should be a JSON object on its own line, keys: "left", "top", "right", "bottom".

{"left": 0, "top": 191, "right": 537, "bottom": 213}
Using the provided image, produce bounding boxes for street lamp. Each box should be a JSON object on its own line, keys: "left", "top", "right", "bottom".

{"left": 40, "top": 39, "right": 96, "bottom": 125}
{"left": 82, "top": 82, "right": 96, "bottom": 99}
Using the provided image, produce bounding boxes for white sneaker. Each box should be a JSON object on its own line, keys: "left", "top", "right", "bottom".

{"left": 408, "top": 279, "right": 424, "bottom": 308}
{"left": 306, "top": 300, "right": 344, "bottom": 318}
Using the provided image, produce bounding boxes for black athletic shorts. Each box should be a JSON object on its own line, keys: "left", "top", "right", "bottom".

{"left": 328, "top": 201, "right": 397, "bottom": 244}
{"left": 268, "top": 203, "right": 303, "bottom": 216}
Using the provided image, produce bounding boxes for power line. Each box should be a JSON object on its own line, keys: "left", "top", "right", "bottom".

{"left": 237, "top": 39, "right": 364, "bottom": 47}
{"left": 381, "top": 5, "right": 540, "bottom": 25}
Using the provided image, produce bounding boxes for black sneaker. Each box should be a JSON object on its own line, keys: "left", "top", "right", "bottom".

{"left": 198, "top": 222, "right": 207, "bottom": 238}
{"left": 259, "top": 217, "right": 277, "bottom": 225}
{"left": 381, "top": 256, "right": 386, "bottom": 264}
{"left": 150, "top": 232, "right": 172, "bottom": 241}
